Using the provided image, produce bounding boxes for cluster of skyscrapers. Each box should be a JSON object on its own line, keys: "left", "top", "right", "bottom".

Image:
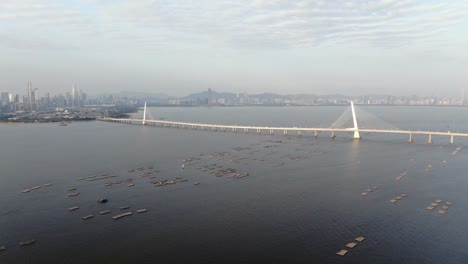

{"left": 0, "top": 82, "right": 87, "bottom": 113}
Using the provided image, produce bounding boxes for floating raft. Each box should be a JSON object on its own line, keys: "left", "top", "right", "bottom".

{"left": 346, "top": 242, "right": 357, "bottom": 248}
{"left": 426, "top": 206, "right": 435, "bottom": 210}
{"left": 435, "top": 199, "right": 443, "bottom": 203}
{"left": 68, "top": 192, "right": 80, "bottom": 197}
{"left": 99, "top": 210, "right": 111, "bottom": 215}
{"left": 22, "top": 189, "right": 31, "bottom": 193}
{"left": 362, "top": 186, "right": 378, "bottom": 196}
{"left": 136, "top": 209, "right": 147, "bottom": 213}
{"left": 120, "top": 206, "right": 130, "bottom": 210}
{"left": 390, "top": 194, "right": 408, "bottom": 204}
{"left": 112, "top": 212, "right": 133, "bottom": 220}
{"left": 31, "top": 186, "right": 42, "bottom": 190}
{"left": 336, "top": 249, "right": 348, "bottom": 256}
{"left": 68, "top": 206, "right": 79, "bottom": 211}
{"left": 87, "top": 175, "right": 117, "bottom": 181}
{"left": 19, "top": 240, "right": 35, "bottom": 246}
{"left": 355, "top": 236, "right": 365, "bottom": 242}
{"left": 82, "top": 214, "right": 94, "bottom": 220}
{"left": 127, "top": 184, "right": 135, "bottom": 187}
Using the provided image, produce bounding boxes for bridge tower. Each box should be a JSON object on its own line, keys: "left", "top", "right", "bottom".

{"left": 350, "top": 101, "right": 360, "bottom": 139}
{"left": 142, "top": 102, "right": 147, "bottom": 125}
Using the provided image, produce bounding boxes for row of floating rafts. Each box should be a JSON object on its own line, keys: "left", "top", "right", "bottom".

{"left": 361, "top": 186, "right": 379, "bottom": 196}
{"left": 336, "top": 236, "right": 366, "bottom": 256}
{"left": 104, "top": 178, "right": 133, "bottom": 187}
{"left": 451, "top": 147, "right": 462, "bottom": 156}
{"left": 21, "top": 183, "right": 53, "bottom": 193}
{"left": 197, "top": 165, "right": 249, "bottom": 179}
{"left": 181, "top": 158, "right": 199, "bottom": 167}
{"left": 270, "top": 162, "right": 285, "bottom": 167}
{"left": 208, "top": 152, "right": 231, "bottom": 159}
{"left": 426, "top": 199, "right": 453, "bottom": 215}
{"left": 67, "top": 187, "right": 80, "bottom": 197}
{"left": 0, "top": 239, "right": 36, "bottom": 252}
{"left": 227, "top": 172, "right": 250, "bottom": 179}
{"left": 389, "top": 194, "right": 408, "bottom": 203}
{"left": 128, "top": 165, "right": 154, "bottom": 174}
{"left": 77, "top": 173, "right": 116, "bottom": 181}
{"left": 139, "top": 170, "right": 160, "bottom": 178}
{"left": 395, "top": 172, "right": 408, "bottom": 180}
{"left": 199, "top": 164, "right": 221, "bottom": 172}
{"left": 425, "top": 164, "right": 433, "bottom": 171}
{"left": 288, "top": 155, "right": 312, "bottom": 161}
{"left": 213, "top": 168, "right": 237, "bottom": 177}
{"left": 68, "top": 203, "right": 147, "bottom": 220}
{"left": 153, "top": 178, "right": 188, "bottom": 187}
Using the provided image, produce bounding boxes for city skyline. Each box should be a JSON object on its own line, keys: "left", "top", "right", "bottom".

{"left": 1, "top": 0, "right": 467, "bottom": 96}
{"left": 1, "top": 82, "right": 466, "bottom": 114}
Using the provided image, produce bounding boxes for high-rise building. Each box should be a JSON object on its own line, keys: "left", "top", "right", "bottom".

{"left": 8, "top": 93, "right": 15, "bottom": 103}
{"left": 27, "top": 81, "right": 33, "bottom": 102}
{"left": 208, "top": 88, "right": 212, "bottom": 105}
{"left": 1, "top": 92, "right": 9, "bottom": 104}
{"left": 71, "top": 83, "right": 82, "bottom": 108}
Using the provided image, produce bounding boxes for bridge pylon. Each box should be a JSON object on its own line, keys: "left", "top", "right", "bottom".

{"left": 142, "top": 102, "right": 147, "bottom": 125}
{"left": 350, "top": 101, "right": 360, "bottom": 139}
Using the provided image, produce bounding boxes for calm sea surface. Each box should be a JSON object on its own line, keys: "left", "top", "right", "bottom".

{"left": 1, "top": 106, "right": 468, "bottom": 264}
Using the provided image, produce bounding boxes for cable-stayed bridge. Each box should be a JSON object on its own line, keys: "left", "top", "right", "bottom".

{"left": 99, "top": 102, "right": 468, "bottom": 144}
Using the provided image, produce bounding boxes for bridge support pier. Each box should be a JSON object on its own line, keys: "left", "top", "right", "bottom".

{"left": 283, "top": 130, "right": 288, "bottom": 135}
{"left": 350, "top": 101, "right": 360, "bottom": 139}
{"left": 331, "top": 130, "right": 336, "bottom": 139}
{"left": 142, "top": 102, "right": 147, "bottom": 125}
{"left": 244, "top": 128, "right": 248, "bottom": 133}
{"left": 408, "top": 133, "right": 413, "bottom": 143}
{"left": 257, "top": 129, "right": 260, "bottom": 134}
{"left": 298, "top": 130, "right": 302, "bottom": 136}
{"left": 269, "top": 129, "right": 274, "bottom": 135}
{"left": 450, "top": 135, "right": 454, "bottom": 144}
{"left": 427, "top": 134, "right": 433, "bottom": 144}
{"left": 314, "top": 131, "right": 318, "bottom": 137}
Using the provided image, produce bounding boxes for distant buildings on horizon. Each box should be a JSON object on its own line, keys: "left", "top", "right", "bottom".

{"left": 1, "top": 82, "right": 87, "bottom": 113}
{"left": 1, "top": 83, "right": 466, "bottom": 114}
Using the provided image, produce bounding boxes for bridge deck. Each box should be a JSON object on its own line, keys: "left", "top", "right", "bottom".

{"left": 99, "top": 118, "right": 468, "bottom": 138}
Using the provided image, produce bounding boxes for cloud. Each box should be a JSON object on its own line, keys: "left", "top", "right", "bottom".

{"left": 1, "top": 0, "right": 467, "bottom": 50}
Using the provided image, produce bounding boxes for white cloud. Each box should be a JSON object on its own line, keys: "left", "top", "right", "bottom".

{"left": 0, "top": 0, "right": 467, "bottom": 50}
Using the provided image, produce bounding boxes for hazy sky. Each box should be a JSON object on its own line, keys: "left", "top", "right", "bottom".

{"left": 1, "top": 0, "right": 467, "bottom": 96}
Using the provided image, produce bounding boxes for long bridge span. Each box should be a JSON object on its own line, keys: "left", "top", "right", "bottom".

{"left": 99, "top": 102, "right": 468, "bottom": 144}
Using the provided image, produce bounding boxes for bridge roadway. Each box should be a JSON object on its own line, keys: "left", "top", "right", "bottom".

{"left": 99, "top": 117, "right": 468, "bottom": 144}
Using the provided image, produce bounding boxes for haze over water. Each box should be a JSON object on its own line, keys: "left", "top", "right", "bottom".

{"left": 1, "top": 106, "right": 468, "bottom": 264}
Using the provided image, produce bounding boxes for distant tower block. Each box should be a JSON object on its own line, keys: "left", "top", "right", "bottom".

{"left": 351, "top": 101, "right": 360, "bottom": 139}
{"left": 142, "top": 102, "right": 147, "bottom": 125}
{"left": 208, "top": 88, "right": 212, "bottom": 105}
{"left": 27, "top": 81, "right": 32, "bottom": 102}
